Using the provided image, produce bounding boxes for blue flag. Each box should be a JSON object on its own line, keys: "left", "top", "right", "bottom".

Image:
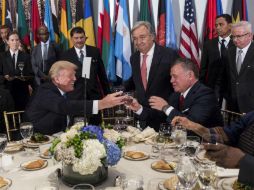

{"left": 166, "top": 0, "right": 177, "bottom": 49}
{"left": 44, "top": 0, "right": 55, "bottom": 42}
{"left": 216, "top": 0, "right": 223, "bottom": 15}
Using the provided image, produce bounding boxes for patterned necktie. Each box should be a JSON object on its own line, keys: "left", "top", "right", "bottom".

{"left": 141, "top": 54, "right": 148, "bottom": 90}
{"left": 220, "top": 39, "right": 226, "bottom": 58}
{"left": 236, "top": 49, "right": 243, "bottom": 74}
{"left": 79, "top": 50, "right": 84, "bottom": 64}
{"left": 179, "top": 95, "right": 185, "bottom": 111}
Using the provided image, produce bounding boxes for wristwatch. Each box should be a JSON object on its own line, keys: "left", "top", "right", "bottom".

{"left": 162, "top": 104, "right": 170, "bottom": 114}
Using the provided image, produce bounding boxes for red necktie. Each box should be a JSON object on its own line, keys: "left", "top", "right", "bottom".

{"left": 179, "top": 95, "right": 184, "bottom": 111}
{"left": 141, "top": 54, "right": 148, "bottom": 90}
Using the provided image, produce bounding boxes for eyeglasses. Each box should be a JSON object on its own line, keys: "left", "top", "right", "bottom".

{"left": 232, "top": 33, "right": 250, "bottom": 40}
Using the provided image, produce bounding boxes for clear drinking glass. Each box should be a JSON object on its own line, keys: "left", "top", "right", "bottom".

{"left": 20, "top": 122, "right": 34, "bottom": 156}
{"left": 198, "top": 162, "right": 217, "bottom": 190}
{"left": 121, "top": 174, "right": 144, "bottom": 190}
{"left": 171, "top": 124, "right": 187, "bottom": 151}
{"left": 147, "top": 178, "right": 166, "bottom": 190}
{"left": 0, "top": 134, "right": 7, "bottom": 172}
{"left": 185, "top": 136, "right": 201, "bottom": 159}
{"left": 123, "top": 91, "right": 134, "bottom": 121}
{"left": 72, "top": 183, "right": 95, "bottom": 190}
{"left": 112, "top": 86, "right": 125, "bottom": 114}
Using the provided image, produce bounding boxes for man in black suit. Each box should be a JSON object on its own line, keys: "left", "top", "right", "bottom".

{"left": 130, "top": 58, "right": 223, "bottom": 129}
{"left": 0, "top": 25, "right": 10, "bottom": 53}
{"left": 226, "top": 21, "right": 254, "bottom": 113}
{"left": 61, "top": 27, "right": 110, "bottom": 125}
{"left": 31, "top": 25, "right": 61, "bottom": 87}
{"left": 25, "top": 61, "right": 124, "bottom": 135}
{"left": 125, "top": 21, "right": 178, "bottom": 131}
{"left": 200, "top": 14, "right": 234, "bottom": 105}
{"left": 2, "top": 31, "right": 34, "bottom": 110}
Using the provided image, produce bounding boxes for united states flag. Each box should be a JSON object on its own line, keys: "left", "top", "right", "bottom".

{"left": 179, "top": 0, "right": 200, "bottom": 68}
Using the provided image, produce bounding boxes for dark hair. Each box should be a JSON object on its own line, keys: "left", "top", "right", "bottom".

{"left": 7, "top": 31, "right": 19, "bottom": 40}
{"left": 216, "top": 14, "right": 232, "bottom": 24}
{"left": 0, "top": 25, "right": 10, "bottom": 30}
{"left": 70, "top": 27, "right": 85, "bottom": 37}
{"left": 172, "top": 58, "right": 199, "bottom": 78}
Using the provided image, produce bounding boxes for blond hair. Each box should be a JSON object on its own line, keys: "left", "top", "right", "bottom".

{"left": 49, "top": 61, "right": 77, "bottom": 79}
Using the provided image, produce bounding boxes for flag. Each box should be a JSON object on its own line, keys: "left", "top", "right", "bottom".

{"left": 102, "top": 0, "right": 116, "bottom": 81}
{"left": 232, "top": 0, "right": 248, "bottom": 23}
{"left": 60, "top": 0, "right": 71, "bottom": 50}
{"left": 17, "top": 0, "right": 30, "bottom": 47}
{"left": 66, "top": 0, "right": 73, "bottom": 48}
{"left": 44, "top": 0, "right": 55, "bottom": 42}
{"left": 204, "top": 0, "right": 223, "bottom": 40}
{"left": 75, "top": 0, "right": 84, "bottom": 27}
{"left": 1, "top": 0, "right": 12, "bottom": 29}
{"left": 179, "top": 0, "right": 200, "bottom": 68}
{"left": 139, "top": 0, "right": 154, "bottom": 26}
{"left": 156, "top": 0, "right": 166, "bottom": 46}
{"left": 165, "top": 0, "right": 177, "bottom": 49}
{"left": 31, "top": 0, "right": 41, "bottom": 46}
{"left": 114, "top": 0, "right": 132, "bottom": 81}
{"left": 97, "top": 0, "right": 104, "bottom": 53}
{"left": 51, "top": 0, "right": 60, "bottom": 43}
{"left": 84, "top": 0, "right": 96, "bottom": 46}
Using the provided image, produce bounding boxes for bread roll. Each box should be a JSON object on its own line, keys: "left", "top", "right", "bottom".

{"left": 25, "top": 159, "right": 45, "bottom": 169}
{"left": 0, "top": 177, "right": 8, "bottom": 188}
{"left": 163, "top": 175, "right": 178, "bottom": 190}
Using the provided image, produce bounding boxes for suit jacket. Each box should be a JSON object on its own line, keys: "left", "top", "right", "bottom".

{"left": 167, "top": 81, "right": 223, "bottom": 127}
{"left": 226, "top": 42, "right": 254, "bottom": 113}
{"left": 25, "top": 82, "right": 93, "bottom": 135}
{"left": 125, "top": 44, "right": 178, "bottom": 131}
{"left": 199, "top": 37, "right": 234, "bottom": 98}
{"left": 31, "top": 42, "right": 61, "bottom": 86}
{"left": 239, "top": 154, "right": 254, "bottom": 187}
{"left": 60, "top": 46, "right": 110, "bottom": 100}
{"left": 2, "top": 50, "right": 34, "bottom": 110}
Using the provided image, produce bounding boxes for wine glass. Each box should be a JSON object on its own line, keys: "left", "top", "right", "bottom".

{"left": 198, "top": 162, "right": 217, "bottom": 190}
{"left": 17, "top": 62, "right": 25, "bottom": 77}
{"left": 185, "top": 136, "right": 201, "bottom": 159}
{"left": 72, "top": 183, "right": 95, "bottom": 190}
{"left": 123, "top": 92, "right": 134, "bottom": 121}
{"left": 20, "top": 122, "right": 34, "bottom": 156}
{"left": 121, "top": 174, "right": 144, "bottom": 190}
{"left": 0, "top": 134, "right": 7, "bottom": 172}
{"left": 112, "top": 86, "right": 125, "bottom": 114}
{"left": 175, "top": 156, "right": 198, "bottom": 190}
{"left": 159, "top": 123, "right": 172, "bottom": 144}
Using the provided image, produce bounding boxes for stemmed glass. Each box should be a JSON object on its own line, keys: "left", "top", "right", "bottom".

{"left": 0, "top": 134, "right": 7, "bottom": 172}
{"left": 185, "top": 136, "right": 201, "bottom": 159}
{"left": 112, "top": 86, "right": 125, "bottom": 114}
{"left": 198, "top": 162, "right": 217, "bottom": 190}
{"left": 121, "top": 174, "right": 144, "bottom": 190}
{"left": 20, "top": 122, "right": 34, "bottom": 156}
{"left": 123, "top": 91, "right": 134, "bottom": 121}
{"left": 17, "top": 62, "right": 25, "bottom": 77}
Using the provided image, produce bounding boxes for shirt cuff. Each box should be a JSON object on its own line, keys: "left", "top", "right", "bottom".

{"left": 165, "top": 106, "right": 174, "bottom": 116}
{"left": 135, "top": 105, "right": 143, "bottom": 115}
{"left": 92, "top": 100, "right": 98, "bottom": 114}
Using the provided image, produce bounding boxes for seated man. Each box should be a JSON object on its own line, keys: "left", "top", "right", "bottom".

{"left": 129, "top": 58, "right": 223, "bottom": 130}
{"left": 25, "top": 61, "right": 124, "bottom": 135}
{"left": 204, "top": 143, "right": 254, "bottom": 187}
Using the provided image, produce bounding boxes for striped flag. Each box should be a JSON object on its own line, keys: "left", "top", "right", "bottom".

{"left": 179, "top": 0, "right": 200, "bottom": 68}
{"left": 31, "top": 0, "right": 41, "bottom": 46}
{"left": 156, "top": 0, "right": 166, "bottom": 46}
{"left": 1, "top": 0, "right": 13, "bottom": 29}
{"left": 232, "top": 0, "right": 248, "bottom": 23}
{"left": 84, "top": 0, "right": 96, "bottom": 46}
{"left": 44, "top": 0, "right": 55, "bottom": 42}
{"left": 17, "top": 0, "right": 30, "bottom": 47}
{"left": 166, "top": 0, "right": 177, "bottom": 49}
{"left": 114, "top": 0, "right": 132, "bottom": 81}
{"left": 50, "top": 0, "right": 60, "bottom": 43}
{"left": 97, "top": 0, "right": 104, "bottom": 53}
{"left": 60, "top": 0, "right": 70, "bottom": 50}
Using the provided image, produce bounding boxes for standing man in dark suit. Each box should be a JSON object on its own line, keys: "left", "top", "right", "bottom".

{"left": 125, "top": 21, "right": 178, "bottom": 131}
{"left": 25, "top": 61, "right": 124, "bottom": 135}
{"left": 226, "top": 21, "right": 254, "bottom": 113}
{"left": 2, "top": 31, "right": 34, "bottom": 110}
{"left": 31, "top": 25, "right": 61, "bottom": 87}
{"left": 130, "top": 58, "right": 223, "bottom": 129}
{"left": 0, "top": 25, "right": 10, "bottom": 53}
{"left": 200, "top": 14, "right": 234, "bottom": 104}
{"left": 61, "top": 27, "right": 110, "bottom": 125}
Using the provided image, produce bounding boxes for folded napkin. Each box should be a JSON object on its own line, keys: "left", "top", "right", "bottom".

{"left": 133, "top": 127, "right": 157, "bottom": 142}
{"left": 217, "top": 167, "right": 239, "bottom": 178}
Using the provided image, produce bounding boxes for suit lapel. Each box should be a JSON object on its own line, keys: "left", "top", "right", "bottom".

{"left": 184, "top": 82, "right": 200, "bottom": 108}
{"left": 239, "top": 43, "right": 254, "bottom": 76}
{"left": 229, "top": 47, "right": 238, "bottom": 76}
{"left": 133, "top": 53, "right": 145, "bottom": 92}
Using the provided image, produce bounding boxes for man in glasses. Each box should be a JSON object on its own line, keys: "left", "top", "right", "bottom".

{"left": 61, "top": 27, "right": 110, "bottom": 125}
{"left": 31, "top": 25, "right": 61, "bottom": 87}
{"left": 226, "top": 21, "right": 254, "bottom": 113}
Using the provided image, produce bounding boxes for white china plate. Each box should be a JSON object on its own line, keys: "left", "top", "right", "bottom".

{"left": 217, "top": 177, "right": 237, "bottom": 190}
{"left": 151, "top": 161, "right": 176, "bottom": 173}
{"left": 4, "top": 141, "right": 23, "bottom": 153}
{"left": 20, "top": 159, "right": 48, "bottom": 171}
{"left": 123, "top": 151, "right": 149, "bottom": 161}
{"left": 39, "top": 153, "right": 52, "bottom": 159}
{"left": 0, "top": 178, "right": 12, "bottom": 190}
{"left": 23, "top": 136, "right": 53, "bottom": 147}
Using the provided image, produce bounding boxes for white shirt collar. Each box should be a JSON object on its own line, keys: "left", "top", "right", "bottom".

{"left": 41, "top": 40, "right": 49, "bottom": 46}
{"left": 58, "top": 88, "right": 65, "bottom": 96}
{"left": 181, "top": 81, "right": 198, "bottom": 98}
{"left": 237, "top": 41, "right": 251, "bottom": 55}
{"left": 141, "top": 43, "right": 155, "bottom": 57}
{"left": 219, "top": 35, "right": 231, "bottom": 46}
{"left": 74, "top": 46, "right": 86, "bottom": 56}
{"left": 9, "top": 49, "right": 18, "bottom": 56}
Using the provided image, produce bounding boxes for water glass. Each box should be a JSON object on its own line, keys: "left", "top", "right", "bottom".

{"left": 0, "top": 134, "right": 7, "bottom": 172}
{"left": 121, "top": 174, "right": 144, "bottom": 190}
{"left": 198, "top": 162, "right": 217, "bottom": 190}
{"left": 72, "top": 183, "right": 95, "bottom": 190}
{"left": 185, "top": 136, "right": 201, "bottom": 158}
{"left": 147, "top": 178, "right": 165, "bottom": 190}
{"left": 20, "top": 122, "right": 33, "bottom": 139}
{"left": 159, "top": 123, "right": 172, "bottom": 144}
{"left": 171, "top": 125, "right": 187, "bottom": 149}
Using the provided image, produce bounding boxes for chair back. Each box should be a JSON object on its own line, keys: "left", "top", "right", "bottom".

{"left": 221, "top": 109, "right": 243, "bottom": 126}
{"left": 3, "top": 110, "right": 24, "bottom": 141}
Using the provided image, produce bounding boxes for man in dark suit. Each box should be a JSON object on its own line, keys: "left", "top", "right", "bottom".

{"left": 25, "top": 61, "right": 124, "bottom": 135}
{"left": 130, "top": 58, "right": 223, "bottom": 129}
{"left": 0, "top": 25, "right": 10, "bottom": 53}
{"left": 200, "top": 14, "right": 234, "bottom": 104}
{"left": 61, "top": 27, "right": 110, "bottom": 125}
{"left": 125, "top": 21, "right": 178, "bottom": 131}
{"left": 31, "top": 26, "right": 61, "bottom": 87}
{"left": 2, "top": 31, "right": 34, "bottom": 110}
{"left": 226, "top": 21, "right": 254, "bottom": 113}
